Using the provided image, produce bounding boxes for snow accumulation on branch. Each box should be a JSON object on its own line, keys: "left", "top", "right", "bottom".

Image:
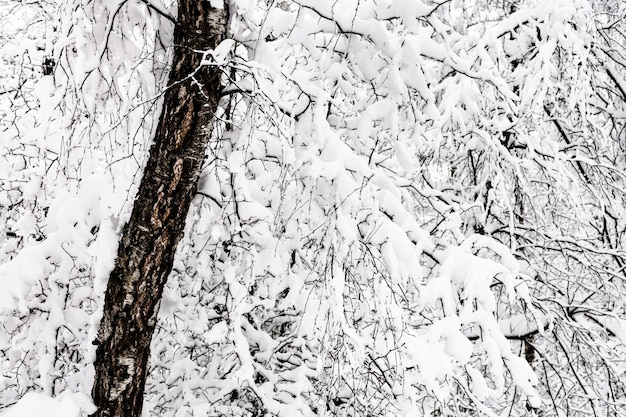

{"left": 1, "top": 0, "right": 626, "bottom": 416}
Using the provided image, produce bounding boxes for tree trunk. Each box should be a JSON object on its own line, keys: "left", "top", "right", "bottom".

{"left": 90, "top": 3, "right": 228, "bottom": 417}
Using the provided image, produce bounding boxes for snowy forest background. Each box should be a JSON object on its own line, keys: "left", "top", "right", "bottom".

{"left": 1, "top": 0, "right": 626, "bottom": 416}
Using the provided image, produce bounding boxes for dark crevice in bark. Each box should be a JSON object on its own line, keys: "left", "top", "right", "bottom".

{"left": 90, "top": 2, "right": 228, "bottom": 417}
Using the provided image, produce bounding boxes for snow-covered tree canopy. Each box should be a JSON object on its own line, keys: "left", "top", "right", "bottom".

{"left": 1, "top": 0, "right": 625, "bottom": 416}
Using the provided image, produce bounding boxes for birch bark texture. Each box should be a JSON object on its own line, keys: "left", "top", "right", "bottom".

{"left": 90, "top": 2, "right": 228, "bottom": 417}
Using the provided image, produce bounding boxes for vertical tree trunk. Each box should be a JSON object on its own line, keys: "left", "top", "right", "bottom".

{"left": 90, "top": 3, "right": 228, "bottom": 417}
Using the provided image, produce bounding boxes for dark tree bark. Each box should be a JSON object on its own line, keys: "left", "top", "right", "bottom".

{"left": 90, "top": 3, "right": 228, "bottom": 417}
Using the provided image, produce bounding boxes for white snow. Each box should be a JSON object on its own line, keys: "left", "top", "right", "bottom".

{"left": 0, "top": 392, "right": 95, "bottom": 417}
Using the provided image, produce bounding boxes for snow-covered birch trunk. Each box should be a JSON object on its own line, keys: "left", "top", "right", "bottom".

{"left": 89, "top": 2, "right": 228, "bottom": 416}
